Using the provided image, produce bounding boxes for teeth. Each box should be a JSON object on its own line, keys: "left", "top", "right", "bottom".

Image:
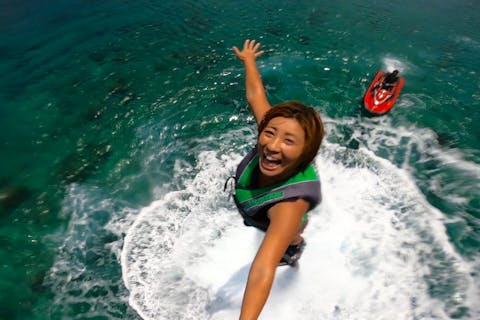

{"left": 266, "top": 155, "right": 277, "bottom": 161}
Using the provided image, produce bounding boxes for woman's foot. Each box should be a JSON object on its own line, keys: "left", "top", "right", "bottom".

{"left": 279, "top": 238, "right": 306, "bottom": 266}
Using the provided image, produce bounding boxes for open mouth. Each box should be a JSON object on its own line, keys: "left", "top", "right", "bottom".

{"left": 261, "top": 154, "right": 282, "bottom": 170}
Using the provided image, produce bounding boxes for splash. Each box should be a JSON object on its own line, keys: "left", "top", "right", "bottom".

{"left": 382, "top": 56, "right": 411, "bottom": 74}
{"left": 121, "top": 137, "right": 479, "bottom": 319}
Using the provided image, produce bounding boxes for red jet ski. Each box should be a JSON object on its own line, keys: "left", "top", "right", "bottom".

{"left": 364, "top": 70, "right": 405, "bottom": 115}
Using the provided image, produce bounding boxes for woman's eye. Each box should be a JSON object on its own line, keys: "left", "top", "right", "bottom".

{"left": 263, "top": 130, "right": 274, "bottom": 137}
{"left": 285, "top": 139, "right": 295, "bottom": 145}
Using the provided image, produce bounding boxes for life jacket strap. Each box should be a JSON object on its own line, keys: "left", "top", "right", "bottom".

{"left": 223, "top": 176, "right": 237, "bottom": 200}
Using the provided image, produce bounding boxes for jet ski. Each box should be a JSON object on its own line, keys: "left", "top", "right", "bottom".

{"left": 364, "top": 70, "right": 405, "bottom": 115}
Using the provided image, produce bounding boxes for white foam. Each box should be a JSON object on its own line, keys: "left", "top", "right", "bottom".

{"left": 381, "top": 56, "right": 413, "bottom": 74}
{"left": 45, "top": 183, "right": 140, "bottom": 317}
{"left": 121, "top": 136, "right": 480, "bottom": 319}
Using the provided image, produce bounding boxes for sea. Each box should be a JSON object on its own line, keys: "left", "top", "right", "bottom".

{"left": 0, "top": 0, "right": 479, "bottom": 319}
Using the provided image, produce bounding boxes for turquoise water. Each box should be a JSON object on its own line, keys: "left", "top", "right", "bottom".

{"left": 1, "top": 0, "right": 479, "bottom": 319}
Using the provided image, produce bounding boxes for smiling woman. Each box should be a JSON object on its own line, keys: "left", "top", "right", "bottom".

{"left": 232, "top": 39, "right": 325, "bottom": 319}
{"left": 258, "top": 102, "right": 324, "bottom": 176}
{"left": 258, "top": 116, "right": 306, "bottom": 183}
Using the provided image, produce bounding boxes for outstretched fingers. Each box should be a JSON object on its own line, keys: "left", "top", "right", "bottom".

{"left": 247, "top": 39, "right": 264, "bottom": 56}
{"left": 233, "top": 39, "right": 265, "bottom": 60}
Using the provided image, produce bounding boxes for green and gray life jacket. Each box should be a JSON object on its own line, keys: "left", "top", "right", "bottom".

{"left": 233, "top": 147, "right": 321, "bottom": 227}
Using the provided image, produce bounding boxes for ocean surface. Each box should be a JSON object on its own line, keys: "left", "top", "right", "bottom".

{"left": 1, "top": 0, "right": 479, "bottom": 319}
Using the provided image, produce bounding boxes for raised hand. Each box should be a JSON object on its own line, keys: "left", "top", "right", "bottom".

{"left": 233, "top": 39, "right": 265, "bottom": 62}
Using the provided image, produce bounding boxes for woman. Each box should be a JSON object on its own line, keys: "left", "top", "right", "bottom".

{"left": 232, "top": 39, "right": 325, "bottom": 319}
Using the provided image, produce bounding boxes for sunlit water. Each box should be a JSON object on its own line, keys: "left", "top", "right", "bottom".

{"left": 0, "top": 0, "right": 479, "bottom": 319}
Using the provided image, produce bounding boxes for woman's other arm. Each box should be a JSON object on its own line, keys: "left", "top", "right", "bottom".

{"left": 233, "top": 39, "right": 271, "bottom": 126}
{"left": 239, "top": 198, "right": 309, "bottom": 320}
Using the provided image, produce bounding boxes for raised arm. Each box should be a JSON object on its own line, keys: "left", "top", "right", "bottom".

{"left": 233, "top": 39, "right": 272, "bottom": 126}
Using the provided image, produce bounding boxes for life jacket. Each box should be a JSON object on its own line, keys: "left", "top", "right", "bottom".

{"left": 233, "top": 147, "right": 321, "bottom": 228}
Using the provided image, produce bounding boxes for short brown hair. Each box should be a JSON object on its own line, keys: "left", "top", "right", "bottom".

{"left": 258, "top": 101, "right": 324, "bottom": 171}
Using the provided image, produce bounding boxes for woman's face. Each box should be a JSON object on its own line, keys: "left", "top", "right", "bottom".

{"left": 257, "top": 117, "right": 306, "bottom": 182}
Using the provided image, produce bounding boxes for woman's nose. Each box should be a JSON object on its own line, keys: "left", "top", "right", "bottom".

{"left": 266, "top": 137, "right": 281, "bottom": 152}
